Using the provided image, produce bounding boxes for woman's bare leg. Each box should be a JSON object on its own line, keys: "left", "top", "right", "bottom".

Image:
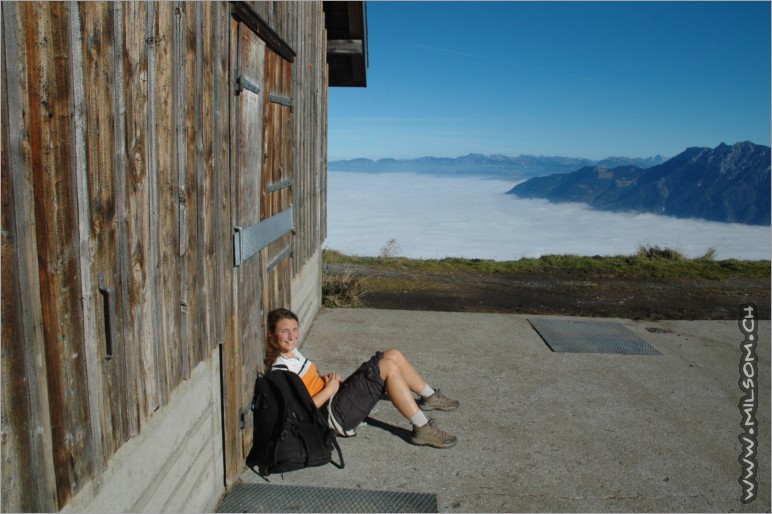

{"left": 378, "top": 356, "right": 421, "bottom": 418}
{"left": 381, "top": 348, "right": 426, "bottom": 394}
{"left": 379, "top": 349, "right": 458, "bottom": 448}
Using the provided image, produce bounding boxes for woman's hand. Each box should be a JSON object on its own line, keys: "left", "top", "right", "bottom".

{"left": 322, "top": 373, "right": 342, "bottom": 383}
{"left": 322, "top": 373, "right": 341, "bottom": 394}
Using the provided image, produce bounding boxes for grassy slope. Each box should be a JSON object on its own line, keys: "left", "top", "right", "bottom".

{"left": 323, "top": 247, "right": 770, "bottom": 281}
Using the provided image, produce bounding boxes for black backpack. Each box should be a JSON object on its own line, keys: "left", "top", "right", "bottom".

{"left": 246, "top": 366, "right": 344, "bottom": 476}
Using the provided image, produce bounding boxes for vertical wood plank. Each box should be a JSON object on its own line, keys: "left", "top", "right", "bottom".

{"left": 283, "top": 56, "right": 292, "bottom": 214}
{"left": 222, "top": 16, "right": 243, "bottom": 483}
{"left": 80, "top": 0, "right": 129, "bottom": 456}
{"left": 261, "top": 51, "right": 274, "bottom": 221}
{"left": 112, "top": 0, "right": 141, "bottom": 438}
{"left": 177, "top": 0, "right": 194, "bottom": 376}
{"left": 181, "top": 2, "right": 202, "bottom": 365}
{"left": 1, "top": 4, "right": 58, "bottom": 510}
{"left": 196, "top": 4, "right": 214, "bottom": 363}
{"left": 154, "top": 1, "right": 181, "bottom": 392}
{"left": 68, "top": 1, "right": 108, "bottom": 476}
{"left": 213, "top": 3, "right": 233, "bottom": 483}
{"left": 23, "top": 2, "right": 93, "bottom": 505}
{"left": 213, "top": 3, "right": 231, "bottom": 354}
{"left": 123, "top": 1, "right": 158, "bottom": 417}
{"left": 322, "top": 22, "right": 329, "bottom": 246}
{"left": 145, "top": 2, "right": 170, "bottom": 407}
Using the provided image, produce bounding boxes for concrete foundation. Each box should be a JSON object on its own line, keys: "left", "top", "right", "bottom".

{"left": 292, "top": 249, "right": 323, "bottom": 337}
{"left": 61, "top": 347, "right": 224, "bottom": 513}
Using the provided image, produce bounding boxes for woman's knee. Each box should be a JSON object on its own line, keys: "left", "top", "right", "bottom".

{"left": 382, "top": 348, "right": 406, "bottom": 364}
{"left": 378, "top": 357, "right": 398, "bottom": 380}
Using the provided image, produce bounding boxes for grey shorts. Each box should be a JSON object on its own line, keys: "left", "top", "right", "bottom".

{"left": 326, "top": 351, "right": 385, "bottom": 433}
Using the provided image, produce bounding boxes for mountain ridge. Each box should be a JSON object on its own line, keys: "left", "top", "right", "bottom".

{"left": 329, "top": 152, "right": 667, "bottom": 179}
{"left": 509, "top": 141, "right": 771, "bottom": 226}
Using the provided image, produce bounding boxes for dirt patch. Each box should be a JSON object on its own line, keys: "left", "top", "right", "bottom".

{"left": 329, "top": 265, "right": 770, "bottom": 320}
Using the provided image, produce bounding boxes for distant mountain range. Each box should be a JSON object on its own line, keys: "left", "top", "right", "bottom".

{"left": 329, "top": 153, "right": 667, "bottom": 179}
{"left": 509, "top": 141, "right": 771, "bottom": 226}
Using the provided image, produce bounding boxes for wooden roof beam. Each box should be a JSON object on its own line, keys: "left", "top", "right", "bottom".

{"left": 327, "top": 39, "right": 363, "bottom": 56}
{"left": 324, "top": 1, "right": 368, "bottom": 87}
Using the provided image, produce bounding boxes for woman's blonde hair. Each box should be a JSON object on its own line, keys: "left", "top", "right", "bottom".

{"left": 264, "top": 308, "right": 299, "bottom": 370}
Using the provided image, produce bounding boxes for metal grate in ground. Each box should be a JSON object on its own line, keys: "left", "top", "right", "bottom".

{"left": 528, "top": 318, "right": 662, "bottom": 355}
{"left": 217, "top": 483, "right": 438, "bottom": 513}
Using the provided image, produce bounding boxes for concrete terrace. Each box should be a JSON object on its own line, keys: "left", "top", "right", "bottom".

{"left": 227, "top": 308, "right": 771, "bottom": 512}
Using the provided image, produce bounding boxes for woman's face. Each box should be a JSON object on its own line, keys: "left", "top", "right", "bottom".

{"left": 272, "top": 317, "right": 300, "bottom": 357}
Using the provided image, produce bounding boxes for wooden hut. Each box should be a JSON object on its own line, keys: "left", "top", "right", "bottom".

{"left": 1, "top": 1, "right": 367, "bottom": 511}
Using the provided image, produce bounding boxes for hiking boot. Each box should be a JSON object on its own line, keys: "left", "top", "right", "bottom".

{"left": 410, "top": 419, "right": 457, "bottom": 448}
{"left": 419, "top": 390, "right": 459, "bottom": 411}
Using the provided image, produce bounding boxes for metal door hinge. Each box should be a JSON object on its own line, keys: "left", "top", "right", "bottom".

{"left": 233, "top": 208, "right": 294, "bottom": 268}
{"left": 269, "top": 94, "right": 293, "bottom": 112}
{"left": 236, "top": 75, "right": 261, "bottom": 96}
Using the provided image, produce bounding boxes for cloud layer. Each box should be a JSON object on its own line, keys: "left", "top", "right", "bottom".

{"left": 326, "top": 171, "right": 771, "bottom": 261}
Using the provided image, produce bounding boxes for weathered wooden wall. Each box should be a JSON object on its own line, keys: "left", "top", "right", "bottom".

{"left": 248, "top": 0, "right": 329, "bottom": 274}
{"left": 1, "top": 1, "right": 329, "bottom": 511}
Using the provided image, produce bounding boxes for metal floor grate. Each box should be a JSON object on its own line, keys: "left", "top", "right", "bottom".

{"left": 217, "top": 483, "right": 438, "bottom": 513}
{"left": 528, "top": 318, "right": 662, "bottom": 355}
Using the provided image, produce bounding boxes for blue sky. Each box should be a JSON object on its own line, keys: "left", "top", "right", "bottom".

{"left": 328, "top": 1, "right": 771, "bottom": 161}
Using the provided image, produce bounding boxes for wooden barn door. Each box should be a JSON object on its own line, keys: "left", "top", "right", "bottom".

{"left": 223, "top": 17, "right": 294, "bottom": 482}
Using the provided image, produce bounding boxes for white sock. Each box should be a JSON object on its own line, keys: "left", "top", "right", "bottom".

{"left": 419, "top": 384, "right": 435, "bottom": 399}
{"left": 409, "top": 410, "right": 429, "bottom": 428}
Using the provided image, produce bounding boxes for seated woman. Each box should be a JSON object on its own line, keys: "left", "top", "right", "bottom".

{"left": 265, "top": 308, "right": 458, "bottom": 449}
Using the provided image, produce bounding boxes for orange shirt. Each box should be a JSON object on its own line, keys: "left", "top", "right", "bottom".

{"left": 299, "top": 361, "right": 325, "bottom": 397}
{"left": 272, "top": 351, "right": 325, "bottom": 397}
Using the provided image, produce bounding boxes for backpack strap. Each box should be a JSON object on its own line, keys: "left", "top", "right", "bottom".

{"left": 250, "top": 372, "right": 265, "bottom": 412}
{"left": 251, "top": 363, "right": 288, "bottom": 412}
{"left": 278, "top": 367, "right": 319, "bottom": 414}
{"left": 330, "top": 435, "right": 345, "bottom": 469}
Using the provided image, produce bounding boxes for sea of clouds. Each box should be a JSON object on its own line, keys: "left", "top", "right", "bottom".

{"left": 325, "top": 171, "right": 771, "bottom": 261}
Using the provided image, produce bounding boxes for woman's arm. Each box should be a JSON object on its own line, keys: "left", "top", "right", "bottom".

{"left": 312, "top": 374, "right": 341, "bottom": 409}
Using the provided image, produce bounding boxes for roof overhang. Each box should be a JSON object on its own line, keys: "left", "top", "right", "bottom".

{"left": 324, "top": 1, "right": 368, "bottom": 87}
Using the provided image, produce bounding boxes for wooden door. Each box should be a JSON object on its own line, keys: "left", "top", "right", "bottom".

{"left": 223, "top": 17, "right": 294, "bottom": 483}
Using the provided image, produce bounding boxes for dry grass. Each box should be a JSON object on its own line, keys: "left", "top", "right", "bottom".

{"left": 322, "top": 266, "right": 368, "bottom": 308}
{"left": 323, "top": 245, "right": 769, "bottom": 282}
